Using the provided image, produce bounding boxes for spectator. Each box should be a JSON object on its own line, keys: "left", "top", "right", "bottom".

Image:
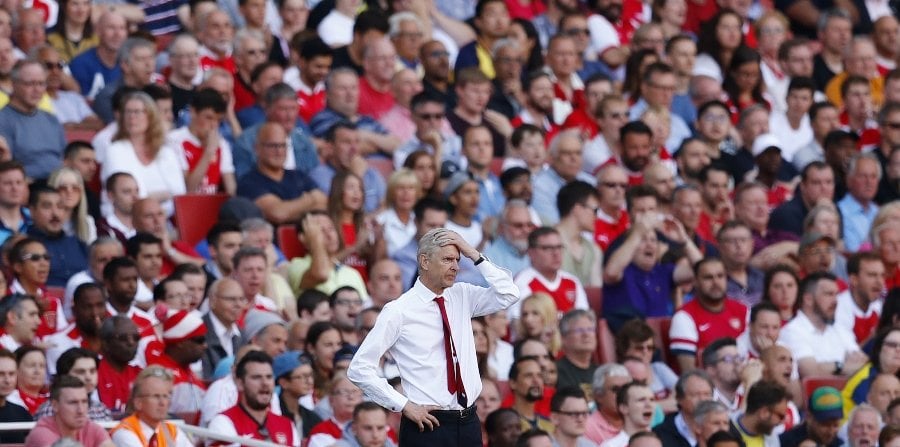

{"left": 837, "top": 252, "right": 885, "bottom": 344}
{"left": 513, "top": 227, "right": 588, "bottom": 320}
{"left": 487, "top": 408, "right": 524, "bottom": 447}
{"left": 602, "top": 383, "right": 656, "bottom": 447}
{"left": 329, "top": 10, "right": 389, "bottom": 75}
{"left": 110, "top": 365, "right": 193, "bottom": 447}
{"left": 733, "top": 381, "right": 789, "bottom": 446}
{"left": 419, "top": 40, "right": 451, "bottom": 101}
{"left": 146, "top": 309, "right": 207, "bottom": 414}
{"left": 615, "top": 320, "right": 678, "bottom": 409}
{"left": 98, "top": 172, "right": 139, "bottom": 242}
{"left": 781, "top": 272, "right": 868, "bottom": 378}
{"left": 165, "top": 34, "right": 201, "bottom": 114}
{"left": 769, "top": 77, "right": 816, "bottom": 162}
{"left": 358, "top": 37, "right": 398, "bottom": 120}
{"left": 488, "top": 38, "right": 526, "bottom": 121}
{"left": 515, "top": 294, "right": 562, "bottom": 355}
{"left": 391, "top": 197, "right": 448, "bottom": 287}
{"left": 68, "top": 11, "right": 127, "bottom": 101}
{"left": 310, "top": 121, "right": 387, "bottom": 213}
{"left": 454, "top": 0, "right": 510, "bottom": 78}
{"left": 48, "top": 167, "right": 96, "bottom": 245}
{"left": 670, "top": 257, "right": 750, "bottom": 372}
{"left": 23, "top": 375, "right": 113, "bottom": 447}
{"left": 102, "top": 256, "right": 155, "bottom": 334}
{"left": 507, "top": 356, "right": 554, "bottom": 432}
{"left": 841, "top": 76, "right": 879, "bottom": 147}
{"left": 449, "top": 68, "right": 512, "bottom": 157}
{"left": 195, "top": 10, "right": 235, "bottom": 73}
{"left": 201, "top": 278, "right": 245, "bottom": 379}
{"left": 846, "top": 404, "right": 882, "bottom": 447}
{"left": 45, "top": 284, "right": 105, "bottom": 373}
{"left": 770, "top": 161, "right": 836, "bottom": 236}
{"left": 548, "top": 387, "right": 593, "bottom": 447}
{"left": 8, "top": 345, "right": 48, "bottom": 414}
{"left": 317, "top": 0, "right": 358, "bottom": 47}
{"left": 631, "top": 63, "right": 691, "bottom": 151}
{"left": 653, "top": 371, "right": 716, "bottom": 446}
{"left": 231, "top": 29, "right": 267, "bottom": 112}
{"left": 307, "top": 372, "right": 363, "bottom": 447}
{"left": 585, "top": 363, "right": 630, "bottom": 445}
{"left": 838, "top": 153, "right": 881, "bottom": 252}
{"left": 332, "top": 401, "right": 396, "bottom": 447}
{"left": 826, "top": 37, "right": 883, "bottom": 109}
{"left": 0, "top": 294, "right": 40, "bottom": 353}
{"left": 92, "top": 37, "right": 157, "bottom": 124}
{"left": 701, "top": 337, "right": 753, "bottom": 413}
{"left": 0, "top": 347, "right": 30, "bottom": 441}
{"left": 304, "top": 321, "right": 342, "bottom": 400}
{"left": 273, "top": 351, "right": 321, "bottom": 438}
{"left": 736, "top": 302, "right": 785, "bottom": 362}
{"left": 208, "top": 351, "right": 299, "bottom": 445}
{"left": 594, "top": 164, "right": 631, "bottom": 251}
{"left": 0, "top": 60, "right": 65, "bottom": 180}
{"left": 555, "top": 181, "right": 603, "bottom": 288}
{"left": 717, "top": 221, "right": 765, "bottom": 307}
{"left": 779, "top": 386, "right": 844, "bottom": 447}
{"left": 393, "top": 91, "right": 462, "bottom": 171}
{"left": 557, "top": 309, "right": 599, "bottom": 397}
{"left": 0, "top": 161, "right": 30, "bottom": 246}
{"left": 96, "top": 315, "right": 140, "bottom": 416}
{"left": 37, "top": 46, "right": 102, "bottom": 131}
{"left": 842, "top": 326, "right": 900, "bottom": 415}
{"left": 286, "top": 211, "right": 368, "bottom": 299}
{"left": 583, "top": 96, "right": 628, "bottom": 175}
{"left": 793, "top": 103, "right": 842, "bottom": 172}
{"left": 378, "top": 68, "right": 423, "bottom": 142}
{"left": 26, "top": 188, "right": 88, "bottom": 289}
{"left": 35, "top": 348, "right": 110, "bottom": 420}
{"left": 532, "top": 130, "right": 596, "bottom": 224}
{"left": 203, "top": 222, "right": 242, "bottom": 284}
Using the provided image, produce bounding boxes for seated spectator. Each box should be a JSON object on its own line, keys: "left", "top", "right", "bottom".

{"left": 287, "top": 37, "right": 332, "bottom": 124}
{"left": 826, "top": 37, "right": 884, "bottom": 109}
{"left": 701, "top": 338, "right": 751, "bottom": 413}
{"left": 68, "top": 11, "right": 127, "bottom": 101}
{"left": 770, "top": 161, "right": 837, "bottom": 237}
{"left": 507, "top": 356, "right": 554, "bottom": 432}
{"left": 304, "top": 322, "right": 343, "bottom": 400}
{"left": 548, "top": 387, "right": 594, "bottom": 447}
{"left": 45, "top": 284, "right": 106, "bottom": 374}
{"left": 393, "top": 92, "right": 463, "bottom": 171}
{"left": 285, "top": 211, "right": 368, "bottom": 300}
{"left": 306, "top": 372, "right": 363, "bottom": 447}
{"left": 96, "top": 315, "right": 141, "bottom": 417}
{"left": 378, "top": 68, "right": 423, "bottom": 142}
{"left": 165, "top": 34, "right": 201, "bottom": 115}
{"left": 98, "top": 173, "right": 139, "bottom": 243}
{"left": 0, "top": 161, "right": 32, "bottom": 246}
{"left": 513, "top": 227, "right": 588, "bottom": 320}
{"left": 448, "top": 68, "right": 513, "bottom": 157}
{"left": 208, "top": 351, "right": 299, "bottom": 445}
{"left": 602, "top": 383, "right": 656, "bottom": 447}
{"left": 92, "top": 37, "right": 157, "bottom": 124}
{"left": 26, "top": 188, "right": 88, "bottom": 289}
{"left": 332, "top": 401, "right": 395, "bottom": 447}
{"left": 235, "top": 62, "right": 287, "bottom": 129}
{"left": 310, "top": 121, "right": 387, "bottom": 213}
{"left": 0, "top": 347, "right": 31, "bottom": 440}
{"left": 329, "top": 287, "right": 364, "bottom": 346}
{"left": 780, "top": 272, "right": 868, "bottom": 378}
{"left": 8, "top": 346, "right": 49, "bottom": 415}
{"left": 533, "top": 130, "right": 596, "bottom": 224}
{"left": 0, "top": 60, "right": 65, "bottom": 181}
{"left": 593, "top": 165, "right": 631, "bottom": 251}
{"left": 201, "top": 278, "right": 245, "bottom": 380}
{"left": 555, "top": 181, "right": 603, "bottom": 288}
{"left": 110, "top": 365, "right": 193, "bottom": 447}
{"left": 462, "top": 125, "right": 506, "bottom": 221}
{"left": 47, "top": 167, "right": 96, "bottom": 245}
{"left": 0, "top": 294, "right": 40, "bottom": 353}
{"left": 124, "top": 232, "right": 165, "bottom": 306}
{"left": 146, "top": 309, "right": 208, "bottom": 414}
{"left": 838, "top": 153, "right": 881, "bottom": 252}
{"left": 842, "top": 326, "right": 900, "bottom": 416}
{"left": 23, "top": 375, "right": 114, "bottom": 447}
{"left": 616, "top": 320, "right": 678, "bottom": 409}
{"left": 717, "top": 221, "right": 765, "bottom": 307}
{"left": 231, "top": 247, "right": 279, "bottom": 314}
{"left": 484, "top": 200, "right": 534, "bottom": 277}
{"left": 653, "top": 371, "right": 716, "bottom": 447}
{"left": 375, "top": 169, "right": 420, "bottom": 259}
{"left": 391, "top": 197, "right": 449, "bottom": 288}
{"left": 196, "top": 10, "right": 235, "bottom": 73}
{"left": 35, "top": 348, "right": 110, "bottom": 421}
{"left": 779, "top": 386, "right": 844, "bottom": 447}
{"left": 486, "top": 408, "right": 523, "bottom": 447}
{"left": 733, "top": 381, "right": 790, "bottom": 446}
{"left": 836, "top": 252, "right": 885, "bottom": 344}
{"left": 557, "top": 309, "right": 598, "bottom": 396}
{"left": 792, "top": 103, "right": 842, "bottom": 173}
{"left": 357, "top": 37, "right": 398, "bottom": 120}
{"left": 515, "top": 294, "right": 562, "bottom": 355}
{"left": 769, "top": 77, "right": 816, "bottom": 162}
{"left": 365, "top": 259, "right": 403, "bottom": 308}
{"left": 273, "top": 351, "right": 322, "bottom": 438}
{"left": 7, "top": 238, "right": 67, "bottom": 337}
{"left": 37, "top": 46, "right": 102, "bottom": 130}
{"left": 231, "top": 29, "right": 267, "bottom": 112}
{"left": 167, "top": 88, "right": 237, "bottom": 195}
{"left": 733, "top": 182, "right": 799, "bottom": 267}
{"left": 443, "top": 172, "right": 487, "bottom": 286}
{"left": 670, "top": 257, "right": 749, "bottom": 372}
{"left": 761, "top": 265, "right": 801, "bottom": 323}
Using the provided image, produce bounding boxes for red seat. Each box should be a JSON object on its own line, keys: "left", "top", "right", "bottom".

{"left": 585, "top": 287, "right": 602, "bottom": 317}
{"left": 596, "top": 318, "right": 617, "bottom": 365}
{"left": 172, "top": 194, "right": 230, "bottom": 246}
{"left": 802, "top": 376, "right": 848, "bottom": 409}
{"left": 645, "top": 317, "right": 675, "bottom": 373}
{"left": 490, "top": 158, "right": 504, "bottom": 176}
{"left": 368, "top": 157, "right": 394, "bottom": 181}
{"left": 496, "top": 380, "right": 511, "bottom": 401}
{"left": 277, "top": 225, "right": 306, "bottom": 260}
{"left": 64, "top": 129, "right": 97, "bottom": 143}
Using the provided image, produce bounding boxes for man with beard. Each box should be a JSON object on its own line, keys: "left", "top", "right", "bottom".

{"left": 675, "top": 138, "right": 713, "bottom": 186}
{"left": 513, "top": 71, "right": 557, "bottom": 133}
{"left": 702, "top": 338, "right": 755, "bottom": 413}
{"left": 780, "top": 272, "right": 868, "bottom": 378}
{"left": 484, "top": 200, "right": 534, "bottom": 276}
{"left": 670, "top": 257, "right": 749, "bottom": 372}
{"left": 602, "top": 383, "right": 656, "bottom": 447}
{"left": 96, "top": 316, "right": 140, "bottom": 416}
{"left": 507, "top": 356, "right": 554, "bottom": 433}
{"left": 733, "top": 381, "right": 789, "bottom": 446}
{"left": 330, "top": 287, "right": 364, "bottom": 346}
{"left": 601, "top": 121, "right": 654, "bottom": 186}
{"left": 111, "top": 365, "right": 193, "bottom": 447}
{"left": 586, "top": 0, "right": 632, "bottom": 69}
{"left": 45, "top": 284, "right": 106, "bottom": 374}
{"left": 209, "top": 351, "right": 298, "bottom": 445}
{"left": 512, "top": 227, "right": 588, "bottom": 320}
{"left": 420, "top": 41, "right": 451, "bottom": 102}
{"left": 836, "top": 252, "right": 885, "bottom": 344}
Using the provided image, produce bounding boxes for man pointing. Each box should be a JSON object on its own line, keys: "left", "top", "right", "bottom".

{"left": 348, "top": 228, "right": 520, "bottom": 446}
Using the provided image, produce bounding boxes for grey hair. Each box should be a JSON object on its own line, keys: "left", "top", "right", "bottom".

{"left": 417, "top": 228, "right": 451, "bottom": 260}
{"left": 817, "top": 7, "right": 852, "bottom": 32}
{"left": 89, "top": 237, "right": 123, "bottom": 258}
{"left": 9, "top": 59, "right": 44, "bottom": 82}
{"left": 195, "top": 9, "right": 229, "bottom": 34}
{"left": 559, "top": 308, "right": 595, "bottom": 335}
{"left": 119, "top": 36, "right": 155, "bottom": 64}
{"left": 591, "top": 363, "right": 629, "bottom": 394}
{"left": 847, "top": 152, "right": 882, "bottom": 181}
{"left": 99, "top": 315, "right": 133, "bottom": 339}
{"left": 674, "top": 369, "right": 714, "bottom": 399}
{"left": 232, "top": 246, "right": 267, "bottom": 269}
{"left": 692, "top": 400, "right": 729, "bottom": 425}
{"left": 848, "top": 403, "right": 883, "bottom": 428}
{"left": 491, "top": 38, "right": 520, "bottom": 57}
{"left": 844, "top": 35, "right": 875, "bottom": 59}
{"left": 326, "top": 67, "right": 359, "bottom": 90}
{"left": 202, "top": 67, "right": 233, "bottom": 85}
{"left": 802, "top": 204, "right": 840, "bottom": 232}
{"left": 388, "top": 12, "right": 423, "bottom": 37}
{"left": 240, "top": 217, "right": 274, "bottom": 236}
{"left": 548, "top": 129, "right": 583, "bottom": 158}
{"left": 872, "top": 222, "right": 895, "bottom": 248}
{"left": 233, "top": 28, "right": 265, "bottom": 55}
{"left": 263, "top": 82, "right": 297, "bottom": 106}
{"left": 168, "top": 34, "right": 199, "bottom": 54}
{"left": 501, "top": 199, "right": 530, "bottom": 219}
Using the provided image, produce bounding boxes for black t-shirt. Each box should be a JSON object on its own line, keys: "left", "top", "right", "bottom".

{"left": 330, "top": 46, "right": 363, "bottom": 75}
{"left": 0, "top": 401, "right": 32, "bottom": 443}
{"left": 556, "top": 356, "right": 597, "bottom": 400}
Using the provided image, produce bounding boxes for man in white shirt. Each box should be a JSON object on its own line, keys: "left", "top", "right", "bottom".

{"left": 780, "top": 272, "right": 869, "bottom": 378}
{"left": 769, "top": 77, "right": 816, "bottom": 162}
{"left": 348, "top": 229, "right": 519, "bottom": 446}
{"left": 835, "top": 252, "right": 885, "bottom": 345}
{"left": 601, "top": 383, "right": 655, "bottom": 447}
{"left": 99, "top": 173, "right": 139, "bottom": 243}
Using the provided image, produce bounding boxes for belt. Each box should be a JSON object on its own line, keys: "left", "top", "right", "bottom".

{"left": 429, "top": 405, "right": 476, "bottom": 419}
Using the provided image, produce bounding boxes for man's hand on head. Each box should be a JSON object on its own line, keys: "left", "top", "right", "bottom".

{"left": 435, "top": 230, "right": 480, "bottom": 260}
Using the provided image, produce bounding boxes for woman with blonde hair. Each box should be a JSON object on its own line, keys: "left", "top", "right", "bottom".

{"left": 515, "top": 293, "right": 562, "bottom": 355}
{"left": 100, "top": 91, "right": 186, "bottom": 217}
{"left": 48, "top": 167, "right": 96, "bottom": 244}
{"left": 376, "top": 168, "right": 421, "bottom": 258}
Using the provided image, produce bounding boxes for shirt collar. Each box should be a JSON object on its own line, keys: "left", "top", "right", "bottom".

{"left": 209, "top": 312, "right": 240, "bottom": 339}
{"left": 411, "top": 278, "right": 441, "bottom": 303}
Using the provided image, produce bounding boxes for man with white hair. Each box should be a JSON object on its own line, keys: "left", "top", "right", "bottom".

{"left": 166, "top": 34, "right": 202, "bottom": 113}
{"left": 825, "top": 36, "right": 884, "bottom": 108}
{"left": 838, "top": 153, "right": 881, "bottom": 252}
{"left": 390, "top": 12, "right": 425, "bottom": 73}
{"left": 91, "top": 37, "right": 156, "bottom": 123}
{"left": 531, "top": 130, "right": 597, "bottom": 225}
{"left": 846, "top": 403, "right": 882, "bottom": 447}
{"left": 197, "top": 10, "right": 235, "bottom": 73}
{"left": 359, "top": 37, "right": 399, "bottom": 119}
{"left": 232, "top": 29, "right": 268, "bottom": 111}
{"left": 585, "top": 363, "right": 631, "bottom": 445}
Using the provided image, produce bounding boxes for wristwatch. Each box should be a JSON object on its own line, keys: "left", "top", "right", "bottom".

{"left": 474, "top": 253, "right": 486, "bottom": 265}
{"left": 833, "top": 361, "right": 844, "bottom": 375}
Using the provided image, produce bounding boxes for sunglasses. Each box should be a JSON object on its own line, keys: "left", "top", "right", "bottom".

{"left": 21, "top": 253, "right": 50, "bottom": 262}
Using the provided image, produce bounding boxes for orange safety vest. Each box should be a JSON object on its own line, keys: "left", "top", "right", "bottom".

{"left": 111, "top": 414, "right": 179, "bottom": 447}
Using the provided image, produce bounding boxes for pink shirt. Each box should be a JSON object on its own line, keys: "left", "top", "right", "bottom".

{"left": 25, "top": 415, "right": 111, "bottom": 447}
{"left": 584, "top": 411, "right": 622, "bottom": 445}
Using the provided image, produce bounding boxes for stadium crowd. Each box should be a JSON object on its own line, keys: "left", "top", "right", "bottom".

{"left": 2, "top": 0, "right": 900, "bottom": 444}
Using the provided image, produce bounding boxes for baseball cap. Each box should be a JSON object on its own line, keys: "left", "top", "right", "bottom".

{"left": 751, "top": 133, "right": 782, "bottom": 157}
{"left": 273, "top": 351, "right": 312, "bottom": 380}
{"left": 809, "top": 386, "right": 843, "bottom": 421}
{"left": 242, "top": 310, "right": 286, "bottom": 345}
{"left": 799, "top": 231, "right": 836, "bottom": 252}
{"left": 443, "top": 171, "right": 475, "bottom": 199}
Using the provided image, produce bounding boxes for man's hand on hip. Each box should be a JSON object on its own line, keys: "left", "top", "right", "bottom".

{"left": 402, "top": 402, "right": 441, "bottom": 432}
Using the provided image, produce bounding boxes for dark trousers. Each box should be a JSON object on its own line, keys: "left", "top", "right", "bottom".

{"left": 398, "top": 407, "right": 482, "bottom": 446}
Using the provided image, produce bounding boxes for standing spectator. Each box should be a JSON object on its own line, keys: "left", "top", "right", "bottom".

{"left": 670, "top": 257, "right": 749, "bottom": 372}
{"left": 92, "top": 37, "right": 157, "bottom": 124}
{"left": 0, "top": 60, "right": 65, "bottom": 181}
{"left": 23, "top": 376, "right": 114, "bottom": 447}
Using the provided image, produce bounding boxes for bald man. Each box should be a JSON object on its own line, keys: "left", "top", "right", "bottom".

{"left": 202, "top": 278, "right": 247, "bottom": 379}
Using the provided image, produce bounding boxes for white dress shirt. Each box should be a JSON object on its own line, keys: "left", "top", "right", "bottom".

{"left": 348, "top": 260, "right": 520, "bottom": 411}
{"left": 209, "top": 313, "right": 240, "bottom": 358}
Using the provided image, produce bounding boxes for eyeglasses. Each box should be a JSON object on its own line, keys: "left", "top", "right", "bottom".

{"left": 416, "top": 113, "right": 443, "bottom": 120}
{"left": 563, "top": 28, "right": 590, "bottom": 36}
{"left": 565, "top": 327, "right": 595, "bottom": 336}
{"left": 43, "top": 61, "right": 65, "bottom": 71}
{"left": 557, "top": 410, "right": 590, "bottom": 418}
{"left": 426, "top": 50, "right": 450, "bottom": 59}
{"left": 334, "top": 298, "right": 363, "bottom": 307}
{"left": 601, "top": 182, "right": 628, "bottom": 189}
{"left": 534, "top": 244, "right": 564, "bottom": 251}
{"left": 717, "top": 354, "right": 745, "bottom": 364}
{"left": 112, "top": 333, "right": 141, "bottom": 343}
{"left": 21, "top": 253, "right": 50, "bottom": 262}
{"left": 244, "top": 49, "right": 267, "bottom": 56}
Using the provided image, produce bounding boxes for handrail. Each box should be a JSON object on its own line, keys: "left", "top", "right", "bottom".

{"left": 0, "top": 420, "right": 289, "bottom": 447}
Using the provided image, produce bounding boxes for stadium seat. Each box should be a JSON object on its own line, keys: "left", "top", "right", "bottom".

{"left": 277, "top": 225, "right": 306, "bottom": 260}
{"left": 172, "top": 194, "right": 230, "bottom": 246}
{"left": 802, "top": 376, "right": 848, "bottom": 409}
{"left": 585, "top": 287, "right": 602, "bottom": 317}
{"left": 596, "top": 318, "right": 616, "bottom": 365}
{"left": 490, "top": 158, "right": 504, "bottom": 176}
{"left": 64, "top": 129, "right": 97, "bottom": 144}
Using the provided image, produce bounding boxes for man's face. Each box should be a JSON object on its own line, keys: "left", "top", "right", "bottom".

{"left": 210, "top": 280, "right": 248, "bottom": 325}
{"left": 528, "top": 233, "right": 564, "bottom": 274}
{"left": 493, "top": 44, "right": 524, "bottom": 84}
{"left": 417, "top": 209, "right": 447, "bottom": 238}
{"left": 667, "top": 39, "right": 697, "bottom": 76}
{"left": 463, "top": 127, "right": 494, "bottom": 169}
{"left": 109, "top": 175, "right": 139, "bottom": 215}
{"left": 620, "top": 385, "right": 655, "bottom": 428}
{"left": 672, "top": 189, "right": 703, "bottom": 229}
{"left": 134, "top": 243, "right": 163, "bottom": 281}
{"left": 354, "top": 409, "right": 389, "bottom": 447}
{"left": 697, "top": 106, "right": 732, "bottom": 143}
{"left": 812, "top": 107, "right": 841, "bottom": 140}
{"left": 845, "top": 84, "right": 873, "bottom": 118}
{"left": 30, "top": 191, "right": 65, "bottom": 234}
{"left": 299, "top": 55, "right": 333, "bottom": 85}
{"left": 643, "top": 72, "right": 677, "bottom": 108}
{"left": 420, "top": 244, "right": 461, "bottom": 290}
{"left": 68, "top": 357, "right": 99, "bottom": 394}
{"left": 874, "top": 17, "right": 900, "bottom": 57}
{"left": 11, "top": 62, "right": 46, "bottom": 110}
{"left": 368, "top": 262, "right": 402, "bottom": 304}
{"left": 449, "top": 181, "right": 480, "bottom": 218}
{"left": 757, "top": 400, "right": 789, "bottom": 435}
{"left": 40, "top": 48, "right": 65, "bottom": 91}
{"left": 598, "top": 101, "right": 629, "bottom": 139}
{"left": 124, "top": 46, "right": 156, "bottom": 85}
{"left": 786, "top": 88, "right": 814, "bottom": 117}
{"left": 848, "top": 158, "right": 880, "bottom": 203}
{"left": 239, "top": 0, "right": 266, "bottom": 26}
{"left": 134, "top": 200, "right": 166, "bottom": 235}
{"left": 709, "top": 345, "right": 743, "bottom": 388}
{"left": 14, "top": 11, "right": 44, "bottom": 53}
{"left": 363, "top": 40, "right": 397, "bottom": 85}
{"left": 692, "top": 259, "right": 724, "bottom": 301}
{"left": 761, "top": 345, "right": 793, "bottom": 385}
{"left": 65, "top": 149, "right": 98, "bottom": 182}
{"left": 852, "top": 259, "right": 886, "bottom": 305}
{"left": 475, "top": 2, "right": 510, "bottom": 39}
{"left": 869, "top": 373, "right": 900, "bottom": 416}
{"left": 327, "top": 72, "right": 359, "bottom": 117}
{"left": 848, "top": 410, "right": 881, "bottom": 447}
{"left": 392, "top": 19, "right": 423, "bottom": 61}
{"left": 821, "top": 17, "right": 852, "bottom": 53}
{"left": 211, "top": 231, "right": 243, "bottom": 273}
{"left": 191, "top": 108, "right": 224, "bottom": 141}
{"left": 234, "top": 255, "right": 267, "bottom": 297}
{"left": 782, "top": 45, "right": 814, "bottom": 77}
{"left": 456, "top": 81, "right": 491, "bottom": 115}
{"left": 169, "top": 40, "right": 199, "bottom": 81}
{"left": 810, "top": 418, "right": 842, "bottom": 445}
{"left": 810, "top": 279, "right": 840, "bottom": 324}
{"left": 503, "top": 172, "right": 533, "bottom": 202}
{"left": 735, "top": 187, "right": 768, "bottom": 231}
{"left": 98, "top": 13, "right": 127, "bottom": 51}
{"left": 677, "top": 141, "right": 711, "bottom": 180}
{"left": 526, "top": 76, "right": 555, "bottom": 114}
{"left": 801, "top": 166, "right": 835, "bottom": 205}
{"left": 563, "top": 316, "right": 596, "bottom": 355}
{"left": 105, "top": 319, "right": 140, "bottom": 364}
{"left": 491, "top": 412, "right": 522, "bottom": 446}
{"left": 108, "top": 266, "right": 138, "bottom": 303}
{"left": 331, "top": 289, "right": 363, "bottom": 331}
{"left": 696, "top": 410, "right": 731, "bottom": 443}
{"left": 750, "top": 309, "right": 781, "bottom": 350}
{"left": 73, "top": 287, "right": 106, "bottom": 337}
{"left": 596, "top": 374, "right": 629, "bottom": 414}
{"left": 718, "top": 225, "right": 754, "bottom": 268}
{"left": 331, "top": 378, "right": 364, "bottom": 419}
{"left": 329, "top": 127, "right": 360, "bottom": 170}
{"left": 256, "top": 125, "right": 288, "bottom": 170}
{"left": 9, "top": 299, "right": 40, "bottom": 343}
{"left": 420, "top": 41, "right": 450, "bottom": 81}
{"left": 0, "top": 357, "right": 15, "bottom": 397}
{"left": 552, "top": 396, "right": 590, "bottom": 437}
{"left": 881, "top": 111, "right": 900, "bottom": 149}
{"left": 512, "top": 359, "right": 544, "bottom": 402}
{"left": 134, "top": 377, "right": 172, "bottom": 423}
{"left": 846, "top": 41, "right": 877, "bottom": 78}
{"left": 238, "top": 361, "right": 275, "bottom": 410}
{"left": 622, "top": 133, "right": 653, "bottom": 173}
{"left": 551, "top": 136, "right": 584, "bottom": 180}
{"left": 412, "top": 101, "right": 445, "bottom": 136}
{"left": 201, "top": 11, "right": 234, "bottom": 53}
{"left": 54, "top": 387, "right": 89, "bottom": 431}
{"left": 547, "top": 37, "right": 578, "bottom": 77}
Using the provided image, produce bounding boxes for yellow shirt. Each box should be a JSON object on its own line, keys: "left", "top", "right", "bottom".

{"left": 475, "top": 44, "right": 496, "bottom": 79}
{"left": 825, "top": 72, "right": 884, "bottom": 109}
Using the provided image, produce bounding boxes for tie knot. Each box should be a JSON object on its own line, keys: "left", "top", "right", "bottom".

{"left": 434, "top": 296, "right": 445, "bottom": 304}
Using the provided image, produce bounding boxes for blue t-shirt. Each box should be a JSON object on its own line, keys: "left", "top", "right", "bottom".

{"left": 237, "top": 168, "right": 318, "bottom": 202}
{"left": 602, "top": 262, "right": 676, "bottom": 331}
{"left": 69, "top": 48, "right": 121, "bottom": 100}
{"left": 0, "top": 106, "right": 65, "bottom": 180}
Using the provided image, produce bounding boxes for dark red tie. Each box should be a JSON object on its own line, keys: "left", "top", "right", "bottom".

{"left": 148, "top": 432, "right": 158, "bottom": 447}
{"left": 434, "top": 296, "right": 467, "bottom": 407}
